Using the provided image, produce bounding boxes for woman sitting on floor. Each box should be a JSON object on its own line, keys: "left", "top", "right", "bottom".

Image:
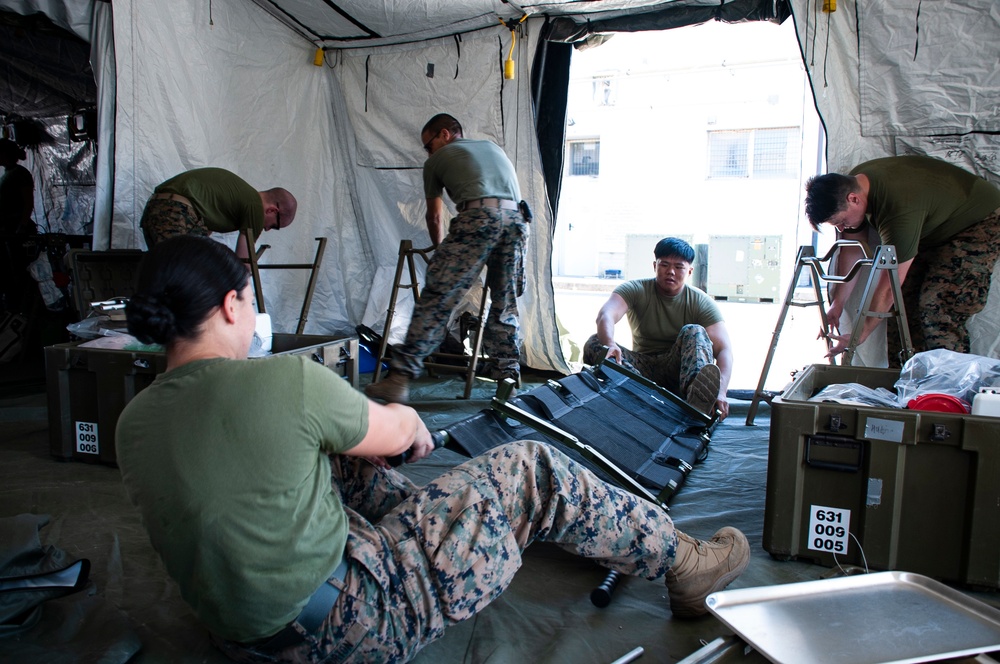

{"left": 115, "top": 235, "right": 750, "bottom": 663}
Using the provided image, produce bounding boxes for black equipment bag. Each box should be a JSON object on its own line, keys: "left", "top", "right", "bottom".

{"left": 444, "top": 360, "right": 714, "bottom": 505}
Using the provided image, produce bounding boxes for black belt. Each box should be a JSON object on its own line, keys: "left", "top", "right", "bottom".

{"left": 256, "top": 559, "right": 348, "bottom": 653}
{"left": 150, "top": 192, "right": 195, "bottom": 208}
{"left": 457, "top": 197, "right": 519, "bottom": 212}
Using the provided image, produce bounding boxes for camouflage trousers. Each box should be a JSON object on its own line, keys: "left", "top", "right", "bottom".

{"left": 582, "top": 324, "right": 715, "bottom": 395}
{"left": 887, "top": 207, "right": 1000, "bottom": 366}
{"left": 214, "top": 441, "right": 677, "bottom": 664}
{"left": 139, "top": 197, "right": 208, "bottom": 248}
{"left": 392, "top": 207, "right": 528, "bottom": 377}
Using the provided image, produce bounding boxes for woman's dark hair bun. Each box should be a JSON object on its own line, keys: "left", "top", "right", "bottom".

{"left": 126, "top": 236, "right": 249, "bottom": 346}
{"left": 126, "top": 292, "right": 179, "bottom": 345}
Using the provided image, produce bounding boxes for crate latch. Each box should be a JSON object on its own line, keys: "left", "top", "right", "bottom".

{"left": 929, "top": 423, "right": 951, "bottom": 442}
{"left": 827, "top": 414, "right": 845, "bottom": 432}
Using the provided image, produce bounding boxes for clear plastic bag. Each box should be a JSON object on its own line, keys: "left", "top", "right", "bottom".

{"left": 66, "top": 316, "right": 128, "bottom": 340}
{"left": 894, "top": 349, "right": 1000, "bottom": 405}
{"left": 809, "top": 383, "right": 903, "bottom": 408}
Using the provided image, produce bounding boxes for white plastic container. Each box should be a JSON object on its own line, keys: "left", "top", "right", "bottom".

{"left": 971, "top": 387, "right": 1000, "bottom": 417}
{"left": 249, "top": 313, "right": 273, "bottom": 356}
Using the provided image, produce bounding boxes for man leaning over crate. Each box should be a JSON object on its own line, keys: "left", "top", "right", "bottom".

{"left": 140, "top": 167, "right": 298, "bottom": 260}
{"left": 583, "top": 237, "right": 734, "bottom": 421}
{"left": 804, "top": 155, "right": 1000, "bottom": 365}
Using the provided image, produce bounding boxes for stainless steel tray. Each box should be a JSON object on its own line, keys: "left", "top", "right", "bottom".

{"left": 705, "top": 572, "right": 1000, "bottom": 664}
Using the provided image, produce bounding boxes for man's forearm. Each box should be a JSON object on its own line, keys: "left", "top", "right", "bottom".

{"left": 596, "top": 318, "right": 617, "bottom": 347}
{"left": 853, "top": 277, "right": 897, "bottom": 345}
{"left": 425, "top": 216, "right": 444, "bottom": 246}
{"left": 715, "top": 349, "right": 733, "bottom": 398}
{"left": 425, "top": 197, "right": 445, "bottom": 246}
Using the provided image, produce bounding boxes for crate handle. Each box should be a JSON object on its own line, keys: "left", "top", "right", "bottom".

{"left": 805, "top": 435, "right": 862, "bottom": 473}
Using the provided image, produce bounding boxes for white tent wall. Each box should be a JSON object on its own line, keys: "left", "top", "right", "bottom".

{"left": 791, "top": 0, "right": 1000, "bottom": 173}
{"left": 110, "top": 0, "right": 365, "bottom": 337}
{"left": 108, "top": 0, "right": 567, "bottom": 372}
{"left": 789, "top": 0, "right": 1000, "bottom": 362}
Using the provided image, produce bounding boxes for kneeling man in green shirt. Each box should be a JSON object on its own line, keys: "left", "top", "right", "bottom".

{"left": 583, "top": 237, "right": 733, "bottom": 421}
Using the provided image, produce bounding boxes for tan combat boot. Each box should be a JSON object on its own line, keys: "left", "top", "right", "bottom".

{"left": 665, "top": 527, "right": 750, "bottom": 618}
{"left": 364, "top": 373, "right": 410, "bottom": 404}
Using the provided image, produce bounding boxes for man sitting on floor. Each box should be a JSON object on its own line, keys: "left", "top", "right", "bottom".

{"left": 583, "top": 237, "right": 733, "bottom": 420}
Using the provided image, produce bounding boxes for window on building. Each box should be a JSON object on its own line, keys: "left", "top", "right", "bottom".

{"left": 707, "top": 127, "right": 800, "bottom": 179}
{"left": 707, "top": 131, "right": 750, "bottom": 178}
{"left": 591, "top": 77, "right": 617, "bottom": 106}
{"left": 569, "top": 139, "right": 600, "bottom": 176}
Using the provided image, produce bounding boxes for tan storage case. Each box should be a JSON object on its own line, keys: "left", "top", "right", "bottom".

{"left": 762, "top": 363, "right": 1000, "bottom": 589}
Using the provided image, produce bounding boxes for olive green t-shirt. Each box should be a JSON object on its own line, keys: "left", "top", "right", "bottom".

{"left": 116, "top": 356, "right": 368, "bottom": 642}
{"left": 614, "top": 279, "right": 723, "bottom": 354}
{"left": 155, "top": 167, "right": 265, "bottom": 237}
{"left": 851, "top": 156, "right": 1000, "bottom": 262}
{"left": 423, "top": 137, "right": 520, "bottom": 205}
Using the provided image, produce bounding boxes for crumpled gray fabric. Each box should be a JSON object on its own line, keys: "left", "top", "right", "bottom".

{"left": 0, "top": 513, "right": 141, "bottom": 664}
{"left": 0, "top": 513, "right": 89, "bottom": 634}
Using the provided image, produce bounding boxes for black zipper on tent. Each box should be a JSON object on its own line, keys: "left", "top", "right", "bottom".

{"left": 497, "top": 35, "right": 506, "bottom": 143}
{"left": 317, "top": 1, "right": 381, "bottom": 37}
{"left": 255, "top": 0, "right": 381, "bottom": 41}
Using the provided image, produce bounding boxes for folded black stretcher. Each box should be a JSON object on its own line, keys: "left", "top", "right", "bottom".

{"left": 443, "top": 359, "right": 715, "bottom": 510}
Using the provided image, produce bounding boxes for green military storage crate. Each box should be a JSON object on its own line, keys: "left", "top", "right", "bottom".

{"left": 763, "top": 363, "right": 1000, "bottom": 589}
{"left": 65, "top": 249, "right": 145, "bottom": 319}
{"left": 46, "top": 333, "right": 359, "bottom": 465}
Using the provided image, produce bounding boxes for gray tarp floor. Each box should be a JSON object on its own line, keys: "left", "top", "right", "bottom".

{"left": 2, "top": 370, "right": 999, "bottom": 663}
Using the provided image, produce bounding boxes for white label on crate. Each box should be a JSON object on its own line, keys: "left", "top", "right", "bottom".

{"left": 807, "top": 505, "right": 850, "bottom": 555}
{"left": 75, "top": 421, "right": 100, "bottom": 455}
{"left": 863, "top": 417, "right": 904, "bottom": 443}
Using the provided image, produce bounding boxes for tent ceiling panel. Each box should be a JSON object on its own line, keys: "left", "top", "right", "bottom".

{"left": 0, "top": 9, "right": 95, "bottom": 120}
{"left": 249, "top": 0, "right": 790, "bottom": 48}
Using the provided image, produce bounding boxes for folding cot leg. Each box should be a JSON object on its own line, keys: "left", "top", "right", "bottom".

{"left": 295, "top": 238, "right": 327, "bottom": 335}
{"left": 842, "top": 244, "right": 914, "bottom": 366}
{"left": 373, "top": 240, "right": 417, "bottom": 383}
{"left": 746, "top": 245, "right": 833, "bottom": 425}
{"left": 461, "top": 285, "right": 490, "bottom": 399}
{"left": 374, "top": 239, "right": 489, "bottom": 399}
{"left": 243, "top": 227, "right": 267, "bottom": 314}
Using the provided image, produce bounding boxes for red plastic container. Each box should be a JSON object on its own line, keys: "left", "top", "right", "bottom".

{"left": 906, "top": 393, "right": 971, "bottom": 413}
